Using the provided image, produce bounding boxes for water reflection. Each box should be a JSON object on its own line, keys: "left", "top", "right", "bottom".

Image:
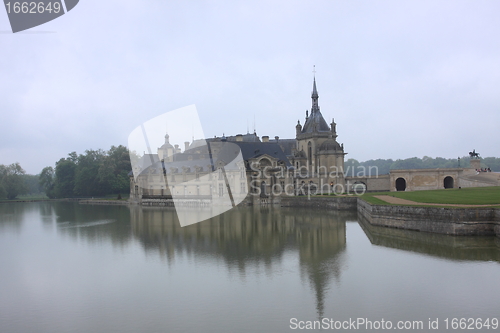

{"left": 0, "top": 202, "right": 51, "bottom": 232}
{"left": 52, "top": 202, "right": 132, "bottom": 247}
{"left": 130, "top": 205, "right": 356, "bottom": 318}
{"left": 2, "top": 202, "right": 500, "bottom": 332}
{"left": 358, "top": 213, "right": 500, "bottom": 262}
{"left": 0, "top": 203, "right": 26, "bottom": 232}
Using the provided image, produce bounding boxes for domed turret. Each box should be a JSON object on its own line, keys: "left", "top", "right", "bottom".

{"left": 319, "top": 138, "right": 342, "bottom": 152}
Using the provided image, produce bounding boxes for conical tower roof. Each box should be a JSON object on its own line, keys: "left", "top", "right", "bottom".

{"left": 301, "top": 77, "right": 330, "bottom": 133}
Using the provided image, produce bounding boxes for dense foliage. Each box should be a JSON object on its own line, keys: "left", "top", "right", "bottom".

{"left": 0, "top": 163, "right": 29, "bottom": 199}
{"left": 39, "top": 145, "right": 131, "bottom": 198}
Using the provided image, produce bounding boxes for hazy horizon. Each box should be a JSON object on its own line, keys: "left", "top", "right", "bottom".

{"left": 2, "top": 0, "right": 500, "bottom": 174}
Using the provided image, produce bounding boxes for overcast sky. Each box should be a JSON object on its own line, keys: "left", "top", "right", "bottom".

{"left": 1, "top": 0, "right": 499, "bottom": 174}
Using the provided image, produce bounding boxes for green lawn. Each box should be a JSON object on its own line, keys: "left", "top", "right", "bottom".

{"left": 362, "top": 186, "right": 500, "bottom": 206}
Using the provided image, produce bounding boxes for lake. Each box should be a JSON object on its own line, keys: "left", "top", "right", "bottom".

{"left": 1, "top": 202, "right": 499, "bottom": 332}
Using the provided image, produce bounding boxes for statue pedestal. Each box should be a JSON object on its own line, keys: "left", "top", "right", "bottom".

{"left": 470, "top": 159, "right": 481, "bottom": 170}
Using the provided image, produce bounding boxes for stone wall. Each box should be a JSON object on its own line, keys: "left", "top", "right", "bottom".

{"left": 458, "top": 178, "right": 499, "bottom": 188}
{"left": 389, "top": 168, "right": 463, "bottom": 191}
{"left": 357, "top": 198, "right": 499, "bottom": 236}
{"left": 79, "top": 200, "right": 129, "bottom": 205}
{"left": 496, "top": 210, "right": 500, "bottom": 238}
{"left": 280, "top": 196, "right": 358, "bottom": 210}
{"left": 366, "top": 175, "right": 390, "bottom": 192}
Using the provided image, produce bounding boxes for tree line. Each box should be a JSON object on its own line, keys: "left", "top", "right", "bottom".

{"left": 344, "top": 156, "right": 500, "bottom": 176}
{"left": 38, "top": 145, "right": 131, "bottom": 199}
{"left": 0, "top": 145, "right": 132, "bottom": 200}
{"left": 2, "top": 151, "right": 500, "bottom": 200}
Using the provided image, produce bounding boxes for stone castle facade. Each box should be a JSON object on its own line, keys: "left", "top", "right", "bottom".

{"left": 129, "top": 77, "right": 347, "bottom": 205}
{"left": 129, "top": 75, "right": 499, "bottom": 204}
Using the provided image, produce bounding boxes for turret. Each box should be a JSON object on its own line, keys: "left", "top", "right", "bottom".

{"left": 330, "top": 118, "right": 337, "bottom": 139}
{"left": 296, "top": 120, "right": 302, "bottom": 136}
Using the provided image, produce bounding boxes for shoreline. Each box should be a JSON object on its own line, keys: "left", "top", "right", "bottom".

{"left": 5, "top": 196, "right": 499, "bottom": 237}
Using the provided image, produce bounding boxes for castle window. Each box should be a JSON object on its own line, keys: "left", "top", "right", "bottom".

{"left": 308, "top": 142, "right": 312, "bottom": 167}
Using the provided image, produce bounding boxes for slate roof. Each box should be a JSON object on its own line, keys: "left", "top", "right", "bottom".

{"left": 208, "top": 133, "right": 261, "bottom": 143}
{"left": 269, "top": 138, "right": 296, "bottom": 156}
{"left": 231, "top": 141, "right": 292, "bottom": 168}
{"left": 301, "top": 109, "right": 330, "bottom": 133}
{"left": 300, "top": 77, "right": 331, "bottom": 134}
{"left": 131, "top": 140, "right": 292, "bottom": 177}
{"left": 319, "top": 138, "right": 342, "bottom": 151}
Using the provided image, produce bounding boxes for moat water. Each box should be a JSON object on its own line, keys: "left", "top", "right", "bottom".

{"left": 1, "top": 202, "right": 500, "bottom": 332}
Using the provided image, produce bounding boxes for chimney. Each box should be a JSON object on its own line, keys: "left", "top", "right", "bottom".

{"left": 275, "top": 136, "right": 279, "bottom": 142}
{"left": 236, "top": 134, "right": 243, "bottom": 142}
{"left": 174, "top": 144, "right": 179, "bottom": 153}
{"left": 262, "top": 136, "right": 269, "bottom": 143}
{"left": 184, "top": 141, "right": 190, "bottom": 151}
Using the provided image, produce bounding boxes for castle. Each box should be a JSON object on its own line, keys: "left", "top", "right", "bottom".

{"left": 129, "top": 76, "right": 348, "bottom": 205}
{"left": 129, "top": 76, "right": 500, "bottom": 205}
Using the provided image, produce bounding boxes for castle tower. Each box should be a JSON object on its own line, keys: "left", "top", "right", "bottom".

{"left": 294, "top": 75, "right": 346, "bottom": 189}
{"left": 158, "top": 133, "right": 175, "bottom": 162}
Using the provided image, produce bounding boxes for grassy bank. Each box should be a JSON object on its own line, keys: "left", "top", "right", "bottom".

{"left": 0, "top": 193, "right": 129, "bottom": 203}
{"left": 0, "top": 194, "right": 49, "bottom": 203}
{"left": 362, "top": 186, "right": 500, "bottom": 206}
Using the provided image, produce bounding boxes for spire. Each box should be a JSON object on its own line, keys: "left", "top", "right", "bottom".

{"left": 300, "top": 71, "right": 330, "bottom": 135}
{"left": 312, "top": 76, "right": 318, "bottom": 99}
{"left": 311, "top": 75, "right": 319, "bottom": 112}
{"left": 312, "top": 65, "right": 318, "bottom": 99}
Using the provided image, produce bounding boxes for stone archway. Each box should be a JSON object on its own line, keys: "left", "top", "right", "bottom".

{"left": 444, "top": 176, "right": 454, "bottom": 189}
{"left": 395, "top": 177, "right": 406, "bottom": 191}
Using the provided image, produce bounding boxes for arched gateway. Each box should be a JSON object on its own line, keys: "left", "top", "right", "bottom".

{"left": 444, "top": 176, "right": 454, "bottom": 189}
{"left": 395, "top": 177, "right": 406, "bottom": 191}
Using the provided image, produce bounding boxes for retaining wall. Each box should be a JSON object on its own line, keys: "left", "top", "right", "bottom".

{"left": 357, "top": 198, "right": 500, "bottom": 236}
{"left": 78, "top": 200, "right": 129, "bottom": 205}
{"left": 280, "top": 196, "right": 358, "bottom": 210}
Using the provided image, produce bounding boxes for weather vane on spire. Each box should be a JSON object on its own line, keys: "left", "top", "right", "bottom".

{"left": 313, "top": 65, "right": 316, "bottom": 76}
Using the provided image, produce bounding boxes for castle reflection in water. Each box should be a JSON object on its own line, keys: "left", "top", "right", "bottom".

{"left": 130, "top": 205, "right": 354, "bottom": 318}
{"left": 45, "top": 202, "right": 500, "bottom": 319}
